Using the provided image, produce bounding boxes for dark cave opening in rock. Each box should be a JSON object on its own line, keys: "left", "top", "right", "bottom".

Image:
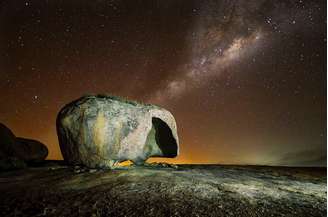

{"left": 152, "top": 117, "right": 178, "bottom": 157}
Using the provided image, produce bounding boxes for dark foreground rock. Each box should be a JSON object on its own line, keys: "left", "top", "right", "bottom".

{"left": 0, "top": 123, "right": 19, "bottom": 159}
{"left": 0, "top": 162, "right": 325, "bottom": 217}
{"left": 0, "top": 123, "right": 48, "bottom": 170}
{"left": 16, "top": 137, "right": 48, "bottom": 162}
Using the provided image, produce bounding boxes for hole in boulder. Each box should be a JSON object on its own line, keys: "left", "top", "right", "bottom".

{"left": 152, "top": 117, "right": 178, "bottom": 157}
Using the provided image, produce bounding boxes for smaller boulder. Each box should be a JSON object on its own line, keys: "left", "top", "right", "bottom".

{"left": 0, "top": 123, "right": 48, "bottom": 170}
{"left": 0, "top": 123, "right": 17, "bottom": 159}
{"left": 16, "top": 137, "right": 48, "bottom": 162}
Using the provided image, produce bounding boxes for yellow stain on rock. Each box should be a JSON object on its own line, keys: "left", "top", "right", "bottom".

{"left": 93, "top": 111, "right": 107, "bottom": 152}
{"left": 78, "top": 110, "right": 87, "bottom": 145}
{"left": 62, "top": 115, "right": 71, "bottom": 127}
{"left": 111, "top": 121, "right": 122, "bottom": 156}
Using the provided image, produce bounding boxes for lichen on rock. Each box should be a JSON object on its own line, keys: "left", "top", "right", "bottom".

{"left": 56, "top": 95, "right": 179, "bottom": 168}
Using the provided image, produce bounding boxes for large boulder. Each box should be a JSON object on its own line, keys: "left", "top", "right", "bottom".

{"left": 0, "top": 123, "right": 48, "bottom": 170}
{"left": 56, "top": 95, "right": 179, "bottom": 168}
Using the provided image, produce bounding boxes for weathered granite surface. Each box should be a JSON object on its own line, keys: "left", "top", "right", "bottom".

{"left": 57, "top": 95, "right": 179, "bottom": 168}
{"left": 0, "top": 162, "right": 325, "bottom": 217}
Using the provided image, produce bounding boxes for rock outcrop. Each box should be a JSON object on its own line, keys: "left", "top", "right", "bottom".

{"left": 0, "top": 123, "right": 48, "bottom": 170}
{"left": 56, "top": 95, "right": 179, "bottom": 168}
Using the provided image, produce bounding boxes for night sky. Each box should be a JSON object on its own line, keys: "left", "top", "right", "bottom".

{"left": 0, "top": 0, "right": 326, "bottom": 166}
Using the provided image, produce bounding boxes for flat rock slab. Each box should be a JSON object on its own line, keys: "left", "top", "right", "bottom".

{"left": 0, "top": 162, "right": 326, "bottom": 217}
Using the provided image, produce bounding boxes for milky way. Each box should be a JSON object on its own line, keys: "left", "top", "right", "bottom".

{"left": 152, "top": 0, "right": 321, "bottom": 103}
{"left": 0, "top": 0, "right": 326, "bottom": 166}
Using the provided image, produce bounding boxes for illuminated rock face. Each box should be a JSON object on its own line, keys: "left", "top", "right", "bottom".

{"left": 56, "top": 95, "right": 179, "bottom": 168}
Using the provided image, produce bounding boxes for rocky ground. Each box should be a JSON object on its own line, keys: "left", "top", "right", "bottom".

{"left": 0, "top": 161, "right": 326, "bottom": 217}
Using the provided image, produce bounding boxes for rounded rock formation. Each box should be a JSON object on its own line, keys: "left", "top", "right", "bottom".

{"left": 56, "top": 95, "right": 179, "bottom": 168}
{"left": 16, "top": 137, "right": 49, "bottom": 162}
{"left": 0, "top": 123, "right": 17, "bottom": 159}
{"left": 0, "top": 123, "right": 48, "bottom": 170}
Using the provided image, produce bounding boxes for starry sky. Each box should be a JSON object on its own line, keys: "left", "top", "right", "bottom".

{"left": 0, "top": 0, "right": 326, "bottom": 166}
